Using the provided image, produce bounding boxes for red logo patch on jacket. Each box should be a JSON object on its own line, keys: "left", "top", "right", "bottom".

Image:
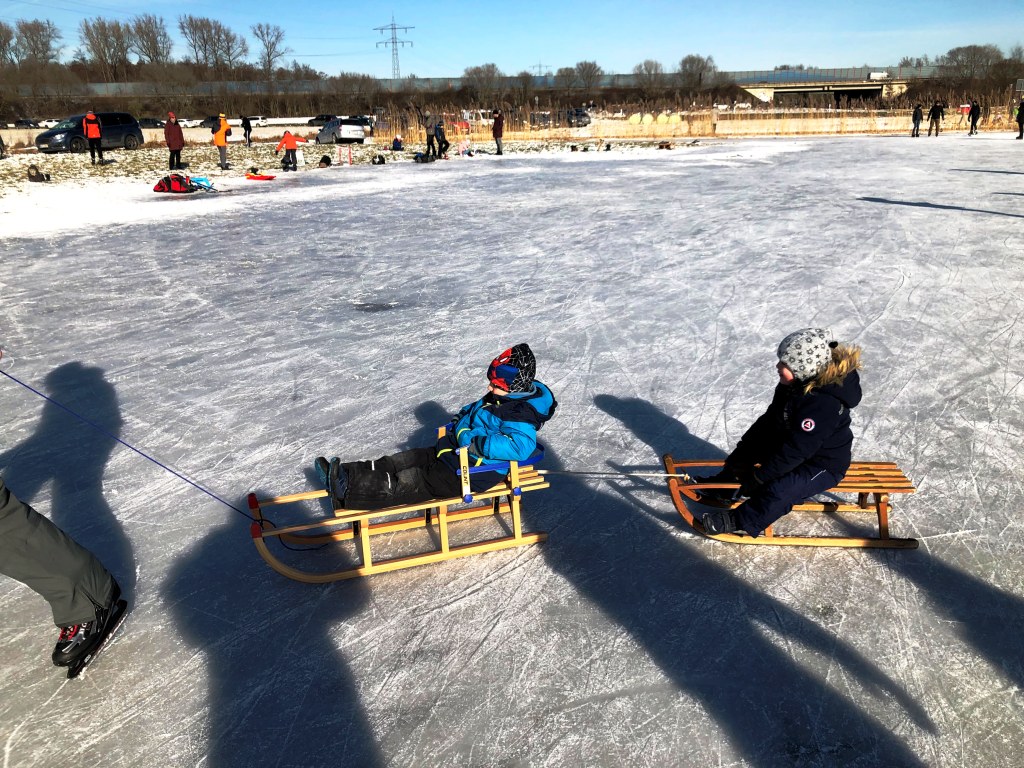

{"left": 801, "top": 418, "right": 816, "bottom": 432}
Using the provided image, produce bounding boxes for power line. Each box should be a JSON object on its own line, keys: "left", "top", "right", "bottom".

{"left": 374, "top": 16, "right": 412, "bottom": 81}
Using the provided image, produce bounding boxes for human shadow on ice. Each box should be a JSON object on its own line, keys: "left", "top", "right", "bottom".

{"left": 832, "top": 516, "right": 1024, "bottom": 693}
{"left": 527, "top": 393, "right": 934, "bottom": 767}
{"left": 164, "top": 498, "right": 381, "bottom": 768}
{"left": 859, "top": 196, "right": 1024, "bottom": 220}
{"left": 0, "top": 362, "right": 136, "bottom": 598}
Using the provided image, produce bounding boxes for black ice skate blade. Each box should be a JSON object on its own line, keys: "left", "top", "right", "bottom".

{"left": 66, "top": 599, "right": 128, "bottom": 680}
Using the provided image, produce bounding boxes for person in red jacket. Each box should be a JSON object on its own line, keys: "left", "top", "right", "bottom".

{"left": 83, "top": 110, "right": 103, "bottom": 165}
{"left": 275, "top": 130, "right": 308, "bottom": 172}
{"left": 163, "top": 112, "right": 185, "bottom": 170}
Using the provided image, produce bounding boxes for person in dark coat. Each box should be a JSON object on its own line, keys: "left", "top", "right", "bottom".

{"left": 698, "top": 329, "right": 863, "bottom": 537}
{"left": 968, "top": 100, "right": 981, "bottom": 135}
{"left": 927, "top": 101, "right": 944, "bottom": 136}
{"left": 240, "top": 115, "right": 252, "bottom": 146}
{"left": 492, "top": 109, "right": 504, "bottom": 155}
{"left": 1016, "top": 99, "right": 1024, "bottom": 140}
{"left": 422, "top": 111, "right": 438, "bottom": 158}
{"left": 164, "top": 112, "right": 185, "bottom": 170}
{"left": 435, "top": 120, "right": 450, "bottom": 159}
{"left": 314, "top": 344, "right": 557, "bottom": 510}
{"left": 911, "top": 104, "right": 923, "bottom": 137}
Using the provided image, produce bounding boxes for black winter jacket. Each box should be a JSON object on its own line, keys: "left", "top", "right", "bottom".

{"left": 728, "top": 371, "right": 861, "bottom": 484}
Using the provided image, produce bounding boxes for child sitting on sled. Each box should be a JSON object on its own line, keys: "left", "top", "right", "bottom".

{"left": 698, "top": 328, "right": 862, "bottom": 537}
{"left": 315, "top": 344, "right": 557, "bottom": 510}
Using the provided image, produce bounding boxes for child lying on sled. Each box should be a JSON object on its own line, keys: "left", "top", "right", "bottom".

{"left": 698, "top": 328, "right": 862, "bottom": 537}
{"left": 315, "top": 344, "right": 557, "bottom": 509}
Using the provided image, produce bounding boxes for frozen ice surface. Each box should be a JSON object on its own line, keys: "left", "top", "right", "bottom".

{"left": 1, "top": 136, "right": 1023, "bottom": 767}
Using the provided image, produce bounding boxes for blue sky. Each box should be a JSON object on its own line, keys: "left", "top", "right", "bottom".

{"left": 2, "top": 0, "right": 1021, "bottom": 77}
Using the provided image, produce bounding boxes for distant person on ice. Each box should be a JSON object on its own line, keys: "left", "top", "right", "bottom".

{"left": 213, "top": 113, "right": 231, "bottom": 169}
{"left": 275, "top": 130, "right": 307, "bottom": 172}
{"left": 696, "top": 329, "right": 862, "bottom": 537}
{"left": 927, "top": 101, "right": 944, "bottom": 137}
{"left": 968, "top": 100, "right": 981, "bottom": 136}
{"left": 164, "top": 112, "right": 185, "bottom": 170}
{"left": 492, "top": 109, "right": 504, "bottom": 155}
{"left": 911, "top": 104, "right": 923, "bottom": 137}
{"left": 315, "top": 344, "right": 557, "bottom": 510}
{"left": 422, "top": 110, "right": 438, "bottom": 158}
{"left": 1016, "top": 98, "right": 1024, "bottom": 140}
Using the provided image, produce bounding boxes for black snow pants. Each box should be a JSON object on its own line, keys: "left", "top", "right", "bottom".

{"left": 341, "top": 447, "right": 502, "bottom": 510}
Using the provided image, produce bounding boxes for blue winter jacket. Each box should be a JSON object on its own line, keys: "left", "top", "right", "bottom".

{"left": 436, "top": 381, "right": 557, "bottom": 474}
{"left": 730, "top": 371, "right": 861, "bottom": 484}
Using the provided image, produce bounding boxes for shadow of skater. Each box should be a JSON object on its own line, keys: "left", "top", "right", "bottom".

{"left": 0, "top": 362, "right": 135, "bottom": 597}
{"left": 832, "top": 516, "right": 1024, "bottom": 695}
{"left": 164, "top": 500, "right": 382, "bottom": 768}
{"left": 526, "top": 394, "right": 933, "bottom": 766}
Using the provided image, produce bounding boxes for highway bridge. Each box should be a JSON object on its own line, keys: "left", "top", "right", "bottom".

{"left": 728, "top": 66, "right": 939, "bottom": 103}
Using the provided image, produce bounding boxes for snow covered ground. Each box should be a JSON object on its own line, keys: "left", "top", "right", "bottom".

{"left": 1, "top": 135, "right": 1023, "bottom": 767}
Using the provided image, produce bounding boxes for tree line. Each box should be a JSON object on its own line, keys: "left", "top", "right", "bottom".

{"left": 1, "top": 14, "right": 1021, "bottom": 119}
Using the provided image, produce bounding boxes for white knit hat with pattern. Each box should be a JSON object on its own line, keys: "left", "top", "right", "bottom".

{"left": 777, "top": 328, "right": 833, "bottom": 381}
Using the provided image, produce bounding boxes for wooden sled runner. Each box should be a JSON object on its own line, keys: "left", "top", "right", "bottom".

{"left": 250, "top": 439, "right": 549, "bottom": 583}
{"left": 662, "top": 455, "right": 918, "bottom": 549}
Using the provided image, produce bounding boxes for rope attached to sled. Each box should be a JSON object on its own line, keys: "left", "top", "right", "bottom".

{"left": 0, "top": 352, "right": 255, "bottom": 522}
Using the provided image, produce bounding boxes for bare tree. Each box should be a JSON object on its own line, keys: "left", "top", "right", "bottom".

{"left": 512, "top": 70, "right": 535, "bottom": 108}
{"left": 178, "top": 15, "right": 247, "bottom": 75}
{"left": 463, "top": 62, "right": 504, "bottom": 102}
{"left": 939, "top": 44, "right": 1003, "bottom": 81}
{"left": 79, "top": 18, "right": 132, "bottom": 82}
{"left": 897, "top": 54, "right": 931, "bottom": 69}
{"left": 131, "top": 15, "right": 172, "bottom": 65}
{"left": 251, "top": 23, "right": 291, "bottom": 78}
{"left": 15, "top": 19, "right": 62, "bottom": 65}
{"left": 554, "top": 66, "right": 577, "bottom": 98}
{"left": 678, "top": 54, "right": 716, "bottom": 90}
{"left": 632, "top": 59, "right": 665, "bottom": 102}
{"left": 0, "top": 22, "right": 16, "bottom": 66}
{"left": 575, "top": 60, "right": 603, "bottom": 99}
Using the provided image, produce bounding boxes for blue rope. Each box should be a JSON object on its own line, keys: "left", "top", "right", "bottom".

{"left": 0, "top": 365, "right": 253, "bottom": 521}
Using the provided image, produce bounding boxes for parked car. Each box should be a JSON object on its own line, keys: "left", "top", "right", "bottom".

{"left": 566, "top": 108, "right": 592, "bottom": 127}
{"left": 247, "top": 115, "right": 268, "bottom": 127}
{"left": 529, "top": 112, "right": 552, "bottom": 128}
{"left": 315, "top": 117, "right": 369, "bottom": 144}
{"left": 14, "top": 118, "right": 39, "bottom": 128}
{"left": 39, "top": 118, "right": 60, "bottom": 128}
{"left": 308, "top": 114, "right": 337, "bottom": 126}
{"left": 199, "top": 115, "right": 222, "bottom": 130}
{"left": 138, "top": 117, "right": 166, "bottom": 128}
{"left": 35, "top": 112, "right": 144, "bottom": 153}
{"left": 178, "top": 117, "right": 202, "bottom": 128}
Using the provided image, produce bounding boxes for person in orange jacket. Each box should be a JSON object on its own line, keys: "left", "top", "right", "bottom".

{"left": 83, "top": 111, "right": 103, "bottom": 165}
{"left": 275, "top": 130, "right": 308, "bottom": 172}
{"left": 212, "top": 113, "right": 231, "bottom": 169}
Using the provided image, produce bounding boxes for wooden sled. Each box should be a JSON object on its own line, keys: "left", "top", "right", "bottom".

{"left": 662, "top": 455, "right": 918, "bottom": 549}
{"left": 250, "top": 440, "right": 549, "bottom": 583}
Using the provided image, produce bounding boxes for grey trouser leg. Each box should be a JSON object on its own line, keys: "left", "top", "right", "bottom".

{"left": 0, "top": 477, "right": 114, "bottom": 627}
{"left": 218, "top": 146, "right": 228, "bottom": 165}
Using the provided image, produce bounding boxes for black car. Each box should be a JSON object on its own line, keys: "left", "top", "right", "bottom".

{"left": 199, "top": 115, "right": 222, "bottom": 130}
{"left": 308, "top": 114, "right": 337, "bottom": 126}
{"left": 138, "top": 117, "right": 166, "bottom": 128}
{"left": 566, "top": 108, "right": 592, "bottom": 127}
{"left": 35, "top": 112, "right": 144, "bottom": 153}
{"left": 14, "top": 118, "right": 39, "bottom": 128}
